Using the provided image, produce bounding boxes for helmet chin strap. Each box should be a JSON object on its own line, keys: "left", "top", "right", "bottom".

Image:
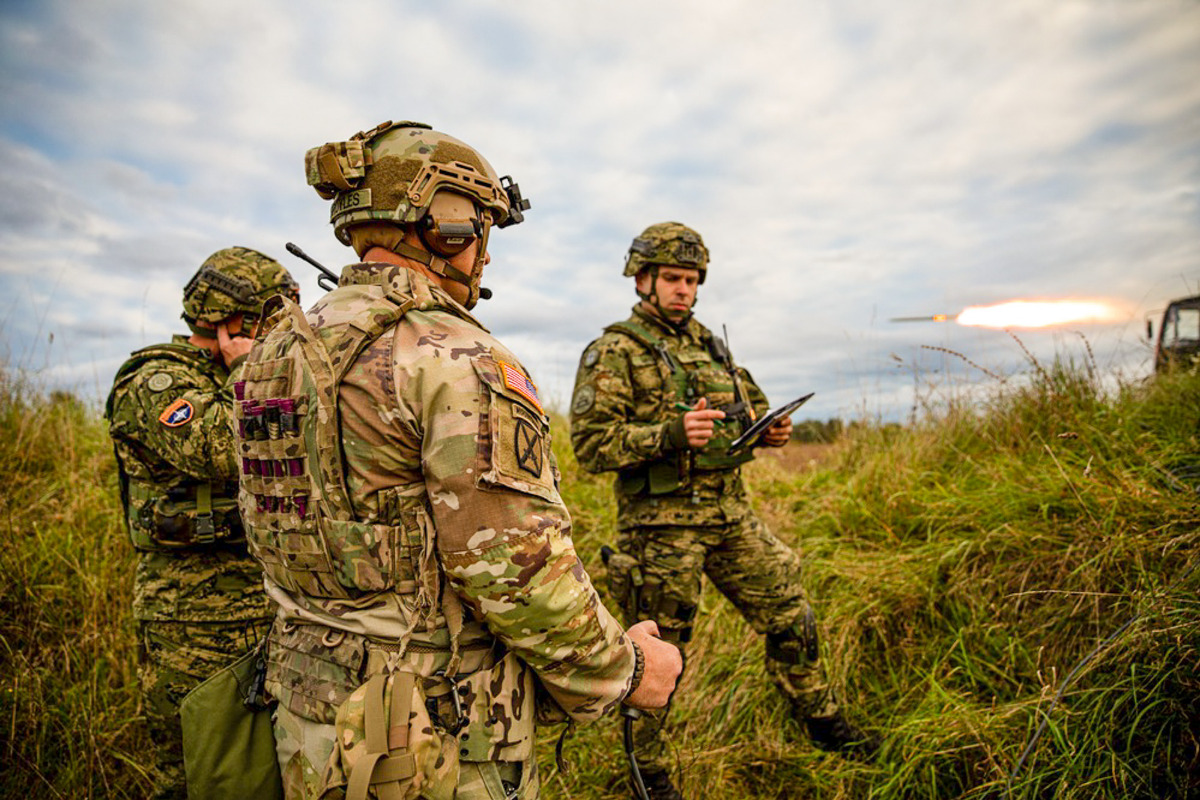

{"left": 390, "top": 240, "right": 485, "bottom": 309}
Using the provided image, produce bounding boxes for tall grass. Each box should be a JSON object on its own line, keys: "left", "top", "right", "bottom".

{"left": 0, "top": 375, "right": 150, "bottom": 798}
{"left": 0, "top": 358, "right": 1195, "bottom": 799}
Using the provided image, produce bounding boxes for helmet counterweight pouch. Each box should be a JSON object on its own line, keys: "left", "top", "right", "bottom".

{"left": 307, "top": 140, "right": 371, "bottom": 198}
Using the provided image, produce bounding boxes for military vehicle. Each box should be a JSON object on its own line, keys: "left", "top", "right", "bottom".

{"left": 1147, "top": 294, "right": 1200, "bottom": 372}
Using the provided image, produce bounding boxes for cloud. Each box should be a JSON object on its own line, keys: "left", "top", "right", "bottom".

{"left": 0, "top": 0, "right": 1196, "bottom": 422}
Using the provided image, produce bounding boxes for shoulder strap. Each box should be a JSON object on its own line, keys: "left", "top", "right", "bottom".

{"left": 604, "top": 318, "right": 662, "bottom": 349}
{"left": 287, "top": 291, "right": 414, "bottom": 521}
{"left": 604, "top": 318, "right": 680, "bottom": 374}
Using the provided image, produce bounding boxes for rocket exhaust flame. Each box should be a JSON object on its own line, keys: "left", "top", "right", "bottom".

{"left": 891, "top": 299, "right": 1124, "bottom": 328}
{"left": 956, "top": 300, "right": 1122, "bottom": 329}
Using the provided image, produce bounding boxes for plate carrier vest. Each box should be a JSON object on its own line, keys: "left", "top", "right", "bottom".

{"left": 605, "top": 318, "right": 755, "bottom": 497}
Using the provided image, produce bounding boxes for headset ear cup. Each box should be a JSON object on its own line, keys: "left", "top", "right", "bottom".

{"left": 419, "top": 220, "right": 475, "bottom": 257}
{"left": 419, "top": 192, "right": 482, "bottom": 257}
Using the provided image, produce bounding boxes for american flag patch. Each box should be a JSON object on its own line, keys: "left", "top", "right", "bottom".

{"left": 500, "top": 362, "right": 543, "bottom": 414}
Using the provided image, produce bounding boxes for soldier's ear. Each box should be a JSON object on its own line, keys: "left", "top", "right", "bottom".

{"left": 634, "top": 269, "right": 653, "bottom": 295}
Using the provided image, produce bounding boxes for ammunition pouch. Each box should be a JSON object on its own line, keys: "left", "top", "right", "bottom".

{"left": 691, "top": 401, "right": 755, "bottom": 471}
{"left": 617, "top": 455, "right": 689, "bottom": 497}
{"left": 765, "top": 607, "right": 819, "bottom": 665}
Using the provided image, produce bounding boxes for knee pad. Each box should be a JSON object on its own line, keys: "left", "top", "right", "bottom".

{"left": 766, "top": 606, "right": 819, "bottom": 665}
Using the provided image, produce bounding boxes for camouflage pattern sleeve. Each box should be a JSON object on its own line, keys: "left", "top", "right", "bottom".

{"left": 398, "top": 327, "right": 636, "bottom": 722}
{"left": 108, "top": 355, "right": 241, "bottom": 482}
{"left": 570, "top": 332, "right": 684, "bottom": 474}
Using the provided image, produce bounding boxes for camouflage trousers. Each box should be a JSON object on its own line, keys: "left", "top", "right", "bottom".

{"left": 611, "top": 513, "right": 838, "bottom": 775}
{"left": 272, "top": 703, "right": 539, "bottom": 799}
{"left": 136, "top": 617, "right": 270, "bottom": 800}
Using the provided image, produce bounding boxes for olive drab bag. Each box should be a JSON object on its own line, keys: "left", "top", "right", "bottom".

{"left": 180, "top": 646, "right": 283, "bottom": 800}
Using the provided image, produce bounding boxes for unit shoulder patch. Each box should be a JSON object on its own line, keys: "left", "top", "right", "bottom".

{"left": 513, "top": 417, "right": 544, "bottom": 477}
{"left": 159, "top": 398, "right": 195, "bottom": 427}
{"left": 571, "top": 384, "right": 595, "bottom": 415}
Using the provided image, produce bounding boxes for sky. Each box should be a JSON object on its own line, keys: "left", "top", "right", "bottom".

{"left": 0, "top": 0, "right": 1197, "bottom": 423}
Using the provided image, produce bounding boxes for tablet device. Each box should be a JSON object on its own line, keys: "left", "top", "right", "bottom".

{"left": 728, "top": 392, "right": 814, "bottom": 452}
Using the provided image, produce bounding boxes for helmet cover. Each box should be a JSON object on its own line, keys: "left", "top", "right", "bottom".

{"left": 305, "top": 120, "right": 529, "bottom": 247}
{"left": 181, "top": 247, "right": 299, "bottom": 336}
{"left": 623, "top": 222, "right": 708, "bottom": 284}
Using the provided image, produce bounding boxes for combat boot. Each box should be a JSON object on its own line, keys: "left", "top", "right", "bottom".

{"left": 634, "top": 768, "right": 683, "bottom": 800}
{"left": 805, "top": 711, "right": 881, "bottom": 761}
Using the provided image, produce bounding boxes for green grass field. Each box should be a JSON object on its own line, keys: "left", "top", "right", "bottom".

{"left": 1, "top": 359, "right": 1196, "bottom": 799}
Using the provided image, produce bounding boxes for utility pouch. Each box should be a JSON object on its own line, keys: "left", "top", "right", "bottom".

{"left": 617, "top": 455, "right": 688, "bottom": 498}
{"left": 647, "top": 457, "right": 686, "bottom": 495}
{"left": 146, "top": 494, "right": 242, "bottom": 546}
{"left": 322, "top": 671, "right": 454, "bottom": 800}
{"left": 180, "top": 647, "right": 283, "bottom": 800}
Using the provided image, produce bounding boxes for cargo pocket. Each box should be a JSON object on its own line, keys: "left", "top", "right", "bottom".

{"left": 604, "top": 551, "right": 644, "bottom": 621}
{"left": 454, "top": 651, "right": 536, "bottom": 763}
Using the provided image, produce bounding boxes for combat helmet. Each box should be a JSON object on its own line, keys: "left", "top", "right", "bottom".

{"left": 624, "top": 222, "right": 709, "bottom": 284}
{"left": 304, "top": 120, "right": 530, "bottom": 308}
{"left": 181, "top": 247, "right": 300, "bottom": 337}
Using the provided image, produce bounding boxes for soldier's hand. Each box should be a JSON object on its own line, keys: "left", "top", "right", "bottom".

{"left": 682, "top": 397, "right": 726, "bottom": 449}
{"left": 760, "top": 416, "right": 792, "bottom": 448}
{"left": 216, "top": 318, "right": 255, "bottom": 366}
{"left": 624, "top": 620, "right": 683, "bottom": 710}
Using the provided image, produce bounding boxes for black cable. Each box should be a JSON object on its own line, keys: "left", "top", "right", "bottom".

{"left": 624, "top": 707, "right": 650, "bottom": 800}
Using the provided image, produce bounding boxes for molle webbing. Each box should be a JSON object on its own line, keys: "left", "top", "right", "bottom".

{"left": 237, "top": 291, "right": 416, "bottom": 598}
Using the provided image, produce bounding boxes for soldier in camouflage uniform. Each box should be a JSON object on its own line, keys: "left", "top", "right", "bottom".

{"left": 105, "top": 247, "right": 300, "bottom": 799}
{"left": 571, "top": 222, "right": 877, "bottom": 799}
{"left": 234, "top": 120, "right": 681, "bottom": 800}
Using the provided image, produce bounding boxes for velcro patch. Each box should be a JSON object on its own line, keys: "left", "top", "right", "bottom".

{"left": 147, "top": 372, "right": 174, "bottom": 392}
{"left": 159, "top": 399, "right": 194, "bottom": 427}
{"left": 499, "top": 362, "right": 542, "bottom": 414}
